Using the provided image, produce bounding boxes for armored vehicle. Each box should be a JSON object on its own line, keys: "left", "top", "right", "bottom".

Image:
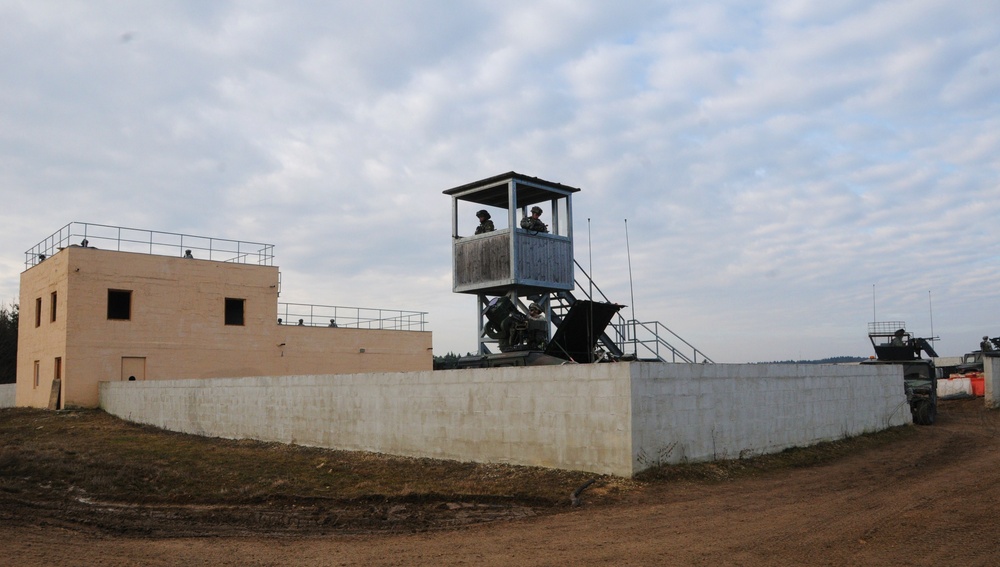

{"left": 861, "top": 322, "right": 938, "bottom": 425}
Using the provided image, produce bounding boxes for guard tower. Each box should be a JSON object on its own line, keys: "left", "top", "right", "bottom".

{"left": 443, "top": 172, "right": 579, "bottom": 354}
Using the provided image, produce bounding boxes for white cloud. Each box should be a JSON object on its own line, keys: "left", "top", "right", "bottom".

{"left": 2, "top": 0, "right": 998, "bottom": 362}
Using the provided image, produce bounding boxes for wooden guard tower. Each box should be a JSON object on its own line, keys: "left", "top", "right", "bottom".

{"left": 443, "top": 172, "right": 580, "bottom": 354}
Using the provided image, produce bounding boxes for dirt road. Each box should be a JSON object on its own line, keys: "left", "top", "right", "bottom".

{"left": 4, "top": 398, "right": 998, "bottom": 566}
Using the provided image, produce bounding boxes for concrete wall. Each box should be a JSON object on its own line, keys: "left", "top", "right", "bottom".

{"left": 0, "top": 384, "right": 15, "bottom": 408}
{"left": 630, "top": 363, "right": 911, "bottom": 467}
{"left": 985, "top": 354, "right": 1000, "bottom": 409}
{"left": 100, "top": 362, "right": 911, "bottom": 477}
{"left": 102, "top": 364, "right": 632, "bottom": 475}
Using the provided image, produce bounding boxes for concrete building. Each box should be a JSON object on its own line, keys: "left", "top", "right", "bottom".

{"left": 17, "top": 223, "right": 431, "bottom": 409}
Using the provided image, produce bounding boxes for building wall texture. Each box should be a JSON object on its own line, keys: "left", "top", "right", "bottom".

{"left": 100, "top": 361, "right": 911, "bottom": 477}
{"left": 0, "top": 384, "right": 15, "bottom": 408}
{"left": 18, "top": 246, "right": 431, "bottom": 409}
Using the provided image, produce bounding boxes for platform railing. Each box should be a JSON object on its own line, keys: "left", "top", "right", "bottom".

{"left": 277, "top": 302, "right": 427, "bottom": 331}
{"left": 24, "top": 222, "right": 275, "bottom": 268}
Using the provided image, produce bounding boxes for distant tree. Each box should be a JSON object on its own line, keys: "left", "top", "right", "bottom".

{"left": 433, "top": 351, "right": 476, "bottom": 370}
{"left": 0, "top": 303, "right": 17, "bottom": 384}
{"left": 756, "top": 356, "right": 867, "bottom": 365}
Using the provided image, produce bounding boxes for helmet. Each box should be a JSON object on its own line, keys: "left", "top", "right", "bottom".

{"left": 528, "top": 302, "right": 541, "bottom": 312}
{"left": 530, "top": 206, "right": 542, "bottom": 215}
{"left": 476, "top": 209, "right": 490, "bottom": 220}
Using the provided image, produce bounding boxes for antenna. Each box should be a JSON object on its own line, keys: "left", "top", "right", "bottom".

{"left": 588, "top": 218, "right": 593, "bottom": 301}
{"left": 625, "top": 219, "right": 637, "bottom": 357}
{"left": 588, "top": 218, "right": 594, "bottom": 362}
{"left": 928, "top": 290, "right": 934, "bottom": 345}
{"left": 872, "top": 283, "right": 876, "bottom": 323}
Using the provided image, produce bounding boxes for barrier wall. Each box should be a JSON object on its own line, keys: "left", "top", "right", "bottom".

{"left": 100, "top": 362, "right": 910, "bottom": 477}
{"left": 0, "top": 384, "right": 15, "bottom": 408}
{"left": 985, "top": 354, "right": 1000, "bottom": 409}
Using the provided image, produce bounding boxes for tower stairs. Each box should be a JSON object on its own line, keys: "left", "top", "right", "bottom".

{"left": 532, "top": 260, "right": 714, "bottom": 363}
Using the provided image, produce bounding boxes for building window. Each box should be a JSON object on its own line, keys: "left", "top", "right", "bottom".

{"left": 225, "top": 298, "right": 245, "bottom": 326}
{"left": 107, "top": 289, "right": 132, "bottom": 320}
{"left": 35, "top": 297, "right": 41, "bottom": 327}
{"left": 54, "top": 357, "right": 61, "bottom": 382}
{"left": 34, "top": 361, "right": 40, "bottom": 388}
{"left": 50, "top": 291, "right": 57, "bottom": 322}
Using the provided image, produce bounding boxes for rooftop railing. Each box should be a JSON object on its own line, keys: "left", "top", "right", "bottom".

{"left": 278, "top": 302, "right": 427, "bottom": 331}
{"left": 24, "top": 222, "right": 275, "bottom": 268}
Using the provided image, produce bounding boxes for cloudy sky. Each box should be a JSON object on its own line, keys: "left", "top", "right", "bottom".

{"left": 2, "top": 1, "right": 998, "bottom": 363}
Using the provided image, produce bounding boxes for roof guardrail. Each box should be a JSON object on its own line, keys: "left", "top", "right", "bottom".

{"left": 24, "top": 222, "right": 275, "bottom": 268}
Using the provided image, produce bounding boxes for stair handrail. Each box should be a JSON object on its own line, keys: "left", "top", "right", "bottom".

{"left": 572, "top": 260, "right": 714, "bottom": 363}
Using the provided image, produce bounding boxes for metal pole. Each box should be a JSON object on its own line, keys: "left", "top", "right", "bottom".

{"left": 625, "top": 219, "right": 637, "bottom": 357}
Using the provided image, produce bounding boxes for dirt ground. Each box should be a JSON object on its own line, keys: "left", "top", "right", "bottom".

{"left": 3, "top": 398, "right": 999, "bottom": 566}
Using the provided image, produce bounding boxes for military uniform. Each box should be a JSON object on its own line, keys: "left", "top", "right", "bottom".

{"left": 475, "top": 219, "right": 495, "bottom": 234}
{"left": 475, "top": 210, "right": 495, "bottom": 234}
{"left": 520, "top": 206, "right": 548, "bottom": 233}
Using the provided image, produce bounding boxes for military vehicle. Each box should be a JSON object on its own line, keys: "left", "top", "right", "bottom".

{"left": 861, "top": 322, "right": 939, "bottom": 425}
{"left": 456, "top": 297, "right": 624, "bottom": 368}
{"left": 952, "top": 336, "right": 1000, "bottom": 374}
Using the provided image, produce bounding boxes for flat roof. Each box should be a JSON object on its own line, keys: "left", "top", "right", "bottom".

{"left": 442, "top": 171, "right": 581, "bottom": 208}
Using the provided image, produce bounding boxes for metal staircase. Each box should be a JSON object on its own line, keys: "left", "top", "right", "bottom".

{"left": 533, "top": 260, "right": 714, "bottom": 363}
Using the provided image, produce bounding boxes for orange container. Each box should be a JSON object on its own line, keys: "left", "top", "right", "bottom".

{"left": 970, "top": 376, "right": 985, "bottom": 397}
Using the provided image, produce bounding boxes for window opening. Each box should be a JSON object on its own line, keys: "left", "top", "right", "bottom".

{"left": 108, "top": 290, "right": 132, "bottom": 320}
{"left": 225, "top": 298, "right": 245, "bottom": 326}
{"left": 50, "top": 291, "right": 57, "bottom": 322}
{"left": 35, "top": 297, "right": 41, "bottom": 327}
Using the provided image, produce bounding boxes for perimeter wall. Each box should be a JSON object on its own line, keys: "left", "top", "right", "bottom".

{"left": 100, "top": 362, "right": 910, "bottom": 477}
{"left": 0, "top": 384, "right": 15, "bottom": 408}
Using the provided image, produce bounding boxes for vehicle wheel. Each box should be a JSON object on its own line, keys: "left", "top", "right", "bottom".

{"left": 912, "top": 398, "right": 935, "bottom": 426}
{"left": 484, "top": 322, "right": 502, "bottom": 340}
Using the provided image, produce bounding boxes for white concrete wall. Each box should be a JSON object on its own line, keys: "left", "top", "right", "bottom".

{"left": 0, "top": 384, "right": 15, "bottom": 408}
{"left": 100, "top": 361, "right": 910, "bottom": 477}
{"left": 101, "top": 364, "right": 634, "bottom": 476}
{"left": 630, "top": 363, "right": 911, "bottom": 470}
{"left": 985, "top": 354, "right": 1000, "bottom": 409}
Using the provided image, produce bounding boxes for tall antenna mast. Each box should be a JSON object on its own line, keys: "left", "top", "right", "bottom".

{"left": 588, "top": 218, "right": 594, "bottom": 362}
{"left": 588, "top": 218, "right": 593, "bottom": 300}
{"left": 872, "top": 283, "right": 876, "bottom": 323}
{"left": 928, "top": 290, "right": 934, "bottom": 344}
{"left": 625, "top": 219, "right": 637, "bottom": 357}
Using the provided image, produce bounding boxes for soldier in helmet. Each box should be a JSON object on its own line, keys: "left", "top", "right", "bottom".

{"left": 475, "top": 209, "right": 495, "bottom": 234}
{"left": 890, "top": 328, "right": 907, "bottom": 347}
{"left": 520, "top": 205, "right": 548, "bottom": 233}
{"left": 527, "top": 302, "right": 546, "bottom": 321}
{"left": 981, "top": 336, "right": 994, "bottom": 352}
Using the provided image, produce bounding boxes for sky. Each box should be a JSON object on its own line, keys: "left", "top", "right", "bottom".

{"left": 1, "top": 0, "right": 998, "bottom": 363}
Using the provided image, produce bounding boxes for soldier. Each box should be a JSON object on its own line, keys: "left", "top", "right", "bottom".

{"left": 981, "top": 336, "right": 994, "bottom": 352}
{"left": 520, "top": 206, "right": 548, "bottom": 233}
{"left": 890, "top": 329, "right": 906, "bottom": 347}
{"left": 528, "top": 302, "right": 546, "bottom": 321}
{"left": 475, "top": 210, "right": 495, "bottom": 234}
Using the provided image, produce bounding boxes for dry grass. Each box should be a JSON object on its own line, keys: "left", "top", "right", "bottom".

{"left": 1, "top": 407, "right": 915, "bottom": 508}
{"left": 0, "top": 408, "right": 630, "bottom": 507}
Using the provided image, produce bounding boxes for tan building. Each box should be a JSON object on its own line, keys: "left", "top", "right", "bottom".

{"left": 17, "top": 223, "right": 432, "bottom": 409}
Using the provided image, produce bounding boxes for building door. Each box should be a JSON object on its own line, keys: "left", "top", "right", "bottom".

{"left": 121, "top": 357, "right": 146, "bottom": 382}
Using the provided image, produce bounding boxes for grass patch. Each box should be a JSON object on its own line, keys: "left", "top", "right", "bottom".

{"left": 0, "top": 408, "right": 625, "bottom": 507}
{"left": 635, "top": 425, "right": 917, "bottom": 482}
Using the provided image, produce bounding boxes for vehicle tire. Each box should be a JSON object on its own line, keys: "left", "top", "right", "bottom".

{"left": 912, "top": 398, "right": 935, "bottom": 426}
{"left": 484, "top": 322, "right": 502, "bottom": 340}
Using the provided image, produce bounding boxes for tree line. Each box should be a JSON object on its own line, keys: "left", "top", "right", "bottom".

{"left": 0, "top": 303, "right": 17, "bottom": 384}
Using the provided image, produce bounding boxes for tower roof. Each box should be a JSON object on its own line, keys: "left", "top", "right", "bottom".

{"left": 442, "top": 171, "right": 580, "bottom": 209}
